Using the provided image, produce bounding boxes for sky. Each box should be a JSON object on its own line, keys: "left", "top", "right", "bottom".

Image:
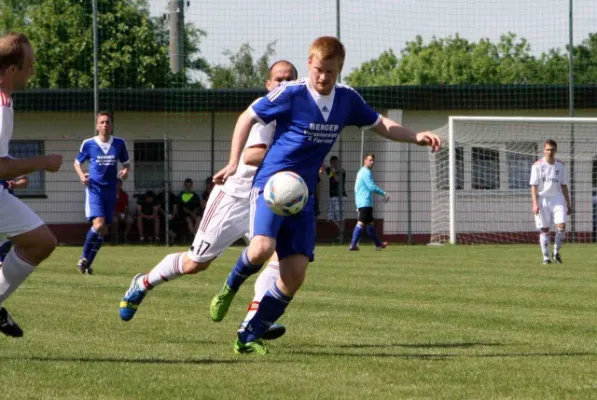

{"left": 148, "top": 0, "right": 597, "bottom": 80}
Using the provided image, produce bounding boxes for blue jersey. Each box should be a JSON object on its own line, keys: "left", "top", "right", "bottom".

{"left": 76, "top": 136, "right": 129, "bottom": 187}
{"left": 354, "top": 166, "right": 385, "bottom": 208}
{"left": 251, "top": 79, "right": 380, "bottom": 194}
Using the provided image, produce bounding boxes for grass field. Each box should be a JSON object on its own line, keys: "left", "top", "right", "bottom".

{"left": 2, "top": 243, "right": 597, "bottom": 399}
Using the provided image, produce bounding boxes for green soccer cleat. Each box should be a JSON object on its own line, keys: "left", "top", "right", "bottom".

{"left": 210, "top": 283, "right": 237, "bottom": 322}
{"left": 233, "top": 336, "right": 268, "bottom": 355}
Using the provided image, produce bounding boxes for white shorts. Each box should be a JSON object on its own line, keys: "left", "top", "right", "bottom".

{"left": 0, "top": 190, "right": 44, "bottom": 240}
{"left": 187, "top": 185, "right": 249, "bottom": 263}
{"left": 534, "top": 195, "right": 567, "bottom": 229}
{"left": 327, "top": 197, "right": 345, "bottom": 222}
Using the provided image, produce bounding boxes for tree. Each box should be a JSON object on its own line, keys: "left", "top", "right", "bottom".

{"left": 0, "top": 0, "right": 207, "bottom": 88}
{"left": 209, "top": 42, "right": 277, "bottom": 89}
{"left": 345, "top": 32, "right": 597, "bottom": 86}
{"left": 346, "top": 33, "right": 544, "bottom": 86}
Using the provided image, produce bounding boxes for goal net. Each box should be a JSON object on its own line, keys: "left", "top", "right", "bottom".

{"left": 430, "top": 117, "right": 597, "bottom": 244}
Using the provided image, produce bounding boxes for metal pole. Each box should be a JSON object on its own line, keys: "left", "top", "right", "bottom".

{"left": 164, "top": 135, "right": 170, "bottom": 246}
{"left": 92, "top": 0, "right": 99, "bottom": 123}
{"left": 406, "top": 145, "right": 412, "bottom": 244}
{"left": 569, "top": 0, "right": 576, "bottom": 241}
{"left": 336, "top": 0, "right": 341, "bottom": 82}
{"left": 336, "top": 0, "right": 345, "bottom": 243}
{"left": 210, "top": 111, "right": 215, "bottom": 175}
{"left": 168, "top": 0, "right": 184, "bottom": 74}
{"left": 448, "top": 117, "right": 456, "bottom": 245}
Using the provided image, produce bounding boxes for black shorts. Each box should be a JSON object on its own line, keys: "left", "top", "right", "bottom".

{"left": 358, "top": 207, "right": 374, "bottom": 224}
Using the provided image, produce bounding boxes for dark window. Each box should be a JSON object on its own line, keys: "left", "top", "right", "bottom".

{"left": 134, "top": 141, "right": 165, "bottom": 190}
{"left": 472, "top": 147, "right": 500, "bottom": 190}
{"left": 9, "top": 141, "right": 45, "bottom": 196}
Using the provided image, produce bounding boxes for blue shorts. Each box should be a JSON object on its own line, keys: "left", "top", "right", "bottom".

{"left": 251, "top": 190, "right": 316, "bottom": 262}
{"left": 85, "top": 183, "right": 117, "bottom": 224}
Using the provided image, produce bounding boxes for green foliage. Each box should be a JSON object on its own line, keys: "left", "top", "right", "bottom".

{"left": 346, "top": 32, "right": 597, "bottom": 86}
{"left": 0, "top": 0, "right": 207, "bottom": 88}
{"left": 209, "top": 41, "right": 277, "bottom": 89}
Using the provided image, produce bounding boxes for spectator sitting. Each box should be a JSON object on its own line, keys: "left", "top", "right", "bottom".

{"left": 179, "top": 178, "right": 202, "bottom": 237}
{"left": 113, "top": 178, "right": 133, "bottom": 243}
{"left": 136, "top": 190, "right": 160, "bottom": 243}
{"left": 201, "top": 176, "right": 215, "bottom": 211}
{"left": 156, "top": 181, "right": 181, "bottom": 241}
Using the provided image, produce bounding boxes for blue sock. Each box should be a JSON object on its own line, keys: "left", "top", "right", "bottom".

{"left": 82, "top": 227, "right": 101, "bottom": 261}
{"left": 366, "top": 225, "right": 382, "bottom": 247}
{"left": 0, "top": 240, "right": 12, "bottom": 262}
{"left": 86, "top": 235, "right": 104, "bottom": 267}
{"left": 226, "top": 248, "right": 263, "bottom": 292}
{"left": 350, "top": 225, "right": 362, "bottom": 248}
{"left": 239, "top": 283, "right": 292, "bottom": 343}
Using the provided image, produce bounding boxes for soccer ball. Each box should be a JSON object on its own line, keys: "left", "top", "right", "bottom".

{"left": 263, "top": 171, "right": 309, "bottom": 216}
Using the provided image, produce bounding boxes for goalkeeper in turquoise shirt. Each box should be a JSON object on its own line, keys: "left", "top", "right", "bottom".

{"left": 350, "top": 153, "right": 388, "bottom": 250}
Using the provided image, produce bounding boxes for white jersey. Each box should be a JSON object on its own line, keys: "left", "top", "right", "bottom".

{"left": 221, "top": 121, "right": 275, "bottom": 199}
{"left": 0, "top": 91, "right": 14, "bottom": 158}
{"left": 529, "top": 158, "right": 568, "bottom": 198}
{"left": 0, "top": 92, "right": 44, "bottom": 237}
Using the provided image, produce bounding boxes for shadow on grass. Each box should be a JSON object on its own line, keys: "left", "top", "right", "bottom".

{"left": 336, "top": 342, "right": 504, "bottom": 349}
{"left": 0, "top": 355, "right": 265, "bottom": 365}
{"left": 289, "top": 350, "right": 597, "bottom": 361}
{"left": 288, "top": 345, "right": 596, "bottom": 360}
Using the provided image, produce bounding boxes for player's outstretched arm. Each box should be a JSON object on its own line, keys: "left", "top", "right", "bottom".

{"left": 374, "top": 116, "right": 441, "bottom": 152}
{"left": 0, "top": 155, "right": 62, "bottom": 180}
{"left": 213, "top": 109, "right": 257, "bottom": 184}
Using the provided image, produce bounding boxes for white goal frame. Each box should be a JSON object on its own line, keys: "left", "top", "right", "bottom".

{"left": 447, "top": 116, "right": 597, "bottom": 244}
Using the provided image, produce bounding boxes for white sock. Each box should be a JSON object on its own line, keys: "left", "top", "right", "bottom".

{"left": 0, "top": 249, "right": 36, "bottom": 307}
{"left": 239, "top": 260, "right": 280, "bottom": 330}
{"left": 554, "top": 229, "right": 565, "bottom": 255}
{"left": 539, "top": 232, "right": 550, "bottom": 260}
{"left": 139, "top": 253, "right": 184, "bottom": 291}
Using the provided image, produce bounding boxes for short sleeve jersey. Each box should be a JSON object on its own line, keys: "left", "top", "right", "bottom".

{"left": 222, "top": 115, "right": 275, "bottom": 198}
{"left": 76, "top": 136, "right": 130, "bottom": 187}
{"left": 0, "top": 92, "right": 14, "bottom": 159}
{"left": 250, "top": 79, "right": 381, "bottom": 195}
{"left": 529, "top": 158, "right": 568, "bottom": 198}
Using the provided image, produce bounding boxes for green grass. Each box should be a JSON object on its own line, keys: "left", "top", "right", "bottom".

{"left": 3, "top": 244, "right": 597, "bottom": 399}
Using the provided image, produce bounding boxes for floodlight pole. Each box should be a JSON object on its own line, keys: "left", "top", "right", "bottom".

{"left": 336, "top": 0, "right": 346, "bottom": 243}
{"left": 568, "top": 0, "right": 576, "bottom": 240}
{"left": 169, "top": 0, "right": 185, "bottom": 74}
{"left": 92, "top": 0, "right": 99, "bottom": 125}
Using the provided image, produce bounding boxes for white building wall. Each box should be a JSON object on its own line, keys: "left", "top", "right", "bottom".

{"left": 11, "top": 109, "right": 597, "bottom": 235}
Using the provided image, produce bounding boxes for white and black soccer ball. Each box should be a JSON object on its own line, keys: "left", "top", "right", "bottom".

{"left": 263, "top": 171, "right": 309, "bottom": 216}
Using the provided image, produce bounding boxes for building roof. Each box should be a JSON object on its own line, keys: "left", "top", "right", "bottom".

{"left": 13, "top": 85, "right": 597, "bottom": 112}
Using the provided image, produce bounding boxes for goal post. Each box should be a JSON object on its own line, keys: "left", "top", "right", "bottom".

{"left": 430, "top": 116, "right": 597, "bottom": 245}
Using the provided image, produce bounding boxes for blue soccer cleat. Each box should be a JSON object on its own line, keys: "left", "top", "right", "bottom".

{"left": 119, "top": 273, "right": 147, "bottom": 321}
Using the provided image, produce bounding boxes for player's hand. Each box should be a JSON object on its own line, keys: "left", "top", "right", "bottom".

{"left": 44, "top": 154, "right": 63, "bottom": 172}
{"left": 213, "top": 163, "right": 237, "bottom": 185}
{"left": 7, "top": 180, "right": 16, "bottom": 189}
{"left": 79, "top": 173, "right": 90, "bottom": 185}
{"left": 532, "top": 204, "right": 540, "bottom": 214}
{"left": 415, "top": 131, "right": 441, "bottom": 153}
{"left": 119, "top": 169, "right": 129, "bottom": 180}
{"left": 383, "top": 195, "right": 390, "bottom": 203}
{"left": 567, "top": 205, "right": 573, "bottom": 215}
